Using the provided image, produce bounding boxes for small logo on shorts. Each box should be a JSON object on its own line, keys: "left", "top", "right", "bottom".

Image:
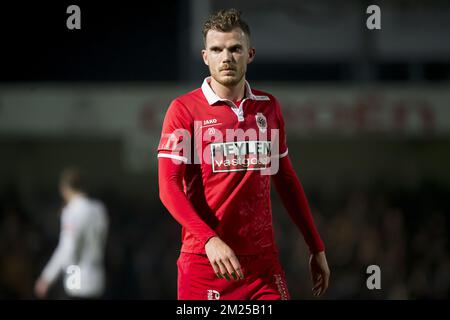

{"left": 207, "top": 289, "right": 220, "bottom": 300}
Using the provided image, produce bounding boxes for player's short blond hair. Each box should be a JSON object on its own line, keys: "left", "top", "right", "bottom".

{"left": 202, "top": 8, "right": 251, "bottom": 46}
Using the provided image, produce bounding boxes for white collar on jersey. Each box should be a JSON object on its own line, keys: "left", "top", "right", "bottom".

{"left": 201, "top": 76, "right": 269, "bottom": 106}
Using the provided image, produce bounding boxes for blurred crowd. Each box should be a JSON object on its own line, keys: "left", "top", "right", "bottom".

{"left": 0, "top": 175, "right": 448, "bottom": 299}
{"left": 276, "top": 181, "right": 449, "bottom": 299}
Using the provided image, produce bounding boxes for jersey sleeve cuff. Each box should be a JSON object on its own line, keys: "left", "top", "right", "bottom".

{"left": 201, "top": 232, "right": 218, "bottom": 247}
{"left": 309, "top": 240, "right": 325, "bottom": 254}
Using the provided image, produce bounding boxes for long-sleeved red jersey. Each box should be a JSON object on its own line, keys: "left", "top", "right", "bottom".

{"left": 158, "top": 77, "right": 324, "bottom": 255}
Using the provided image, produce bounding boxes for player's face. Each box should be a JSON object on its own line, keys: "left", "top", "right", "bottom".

{"left": 202, "top": 28, "right": 255, "bottom": 87}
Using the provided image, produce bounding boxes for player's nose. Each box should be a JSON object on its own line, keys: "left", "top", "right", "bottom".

{"left": 221, "top": 49, "right": 233, "bottom": 62}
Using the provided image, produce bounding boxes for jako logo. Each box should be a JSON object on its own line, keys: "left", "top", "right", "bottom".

{"left": 203, "top": 119, "right": 217, "bottom": 125}
{"left": 207, "top": 289, "right": 220, "bottom": 300}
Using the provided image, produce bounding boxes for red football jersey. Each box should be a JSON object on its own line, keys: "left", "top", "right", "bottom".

{"left": 158, "top": 77, "right": 288, "bottom": 255}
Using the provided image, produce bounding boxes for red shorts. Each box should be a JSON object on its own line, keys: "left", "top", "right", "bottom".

{"left": 177, "top": 252, "right": 290, "bottom": 300}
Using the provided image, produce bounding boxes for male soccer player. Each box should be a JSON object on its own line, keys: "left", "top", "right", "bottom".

{"left": 158, "top": 9, "right": 330, "bottom": 300}
{"left": 34, "top": 167, "right": 109, "bottom": 299}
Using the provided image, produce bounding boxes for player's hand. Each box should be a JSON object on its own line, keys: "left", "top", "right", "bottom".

{"left": 205, "top": 236, "right": 244, "bottom": 281}
{"left": 34, "top": 278, "right": 50, "bottom": 299}
{"left": 309, "top": 251, "right": 330, "bottom": 297}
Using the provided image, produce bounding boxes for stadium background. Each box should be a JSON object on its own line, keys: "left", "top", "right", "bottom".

{"left": 0, "top": 0, "right": 449, "bottom": 299}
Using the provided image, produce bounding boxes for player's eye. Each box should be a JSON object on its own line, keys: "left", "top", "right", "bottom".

{"left": 230, "top": 46, "right": 243, "bottom": 53}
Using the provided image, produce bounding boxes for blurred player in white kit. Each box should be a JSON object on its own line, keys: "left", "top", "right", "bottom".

{"left": 34, "top": 167, "right": 109, "bottom": 299}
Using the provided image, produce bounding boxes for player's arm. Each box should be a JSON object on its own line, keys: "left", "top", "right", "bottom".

{"left": 272, "top": 155, "right": 330, "bottom": 296}
{"left": 157, "top": 99, "right": 243, "bottom": 281}
{"left": 158, "top": 157, "right": 217, "bottom": 245}
{"left": 272, "top": 155, "right": 325, "bottom": 253}
{"left": 158, "top": 158, "right": 243, "bottom": 281}
{"left": 35, "top": 209, "right": 80, "bottom": 298}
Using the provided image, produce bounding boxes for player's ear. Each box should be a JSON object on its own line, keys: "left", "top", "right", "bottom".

{"left": 247, "top": 47, "right": 256, "bottom": 64}
{"left": 202, "top": 49, "right": 209, "bottom": 66}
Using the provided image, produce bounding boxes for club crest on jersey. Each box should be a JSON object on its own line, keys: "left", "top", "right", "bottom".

{"left": 255, "top": 113, "right": 267, "bottom": 133}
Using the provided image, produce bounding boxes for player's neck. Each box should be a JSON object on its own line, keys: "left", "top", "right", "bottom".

{"left": 209, "top": 77, "right": 246, "bottom": 101}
